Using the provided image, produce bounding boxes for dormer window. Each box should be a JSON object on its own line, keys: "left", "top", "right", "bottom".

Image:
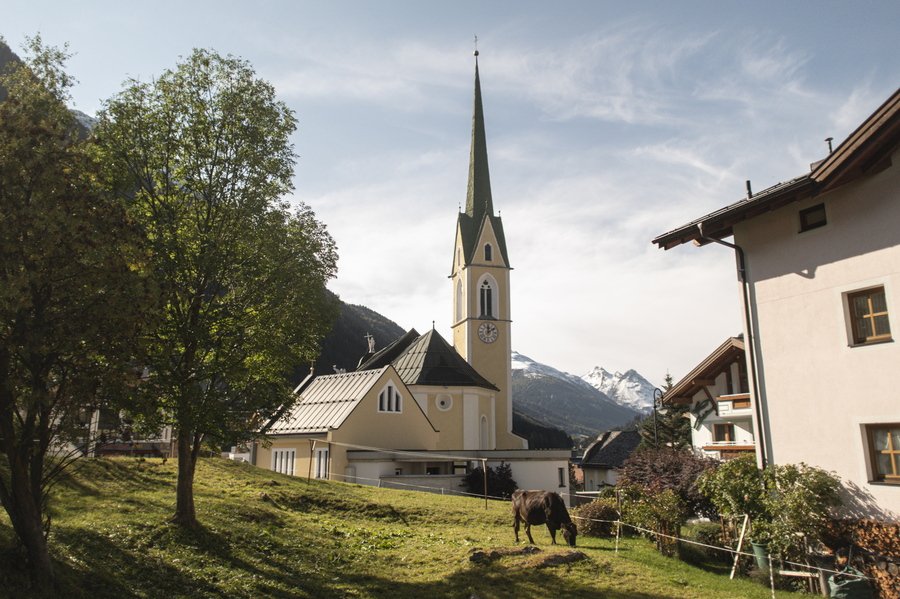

{"left": 484, "top": 243, "right": 493, "bottom": 261}
{"left": 378, "top": 384, "right": 402, "bottom": 413}
{"left": 480, "top": 280, "right": 494, "bottom": 317}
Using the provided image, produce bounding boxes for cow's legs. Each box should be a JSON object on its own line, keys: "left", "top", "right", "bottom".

{"left": 525, "top": 522, "right": 536, "bottom": 544}
{"left": 513, "top": 515, "right": 521, "bottom": 543}
{"left": 548, "top": 524, "right": 558, "bottom": 545}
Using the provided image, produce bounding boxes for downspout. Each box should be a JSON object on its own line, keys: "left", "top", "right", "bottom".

{"left": 696, "top": 223, "right": 768, "bottom": 468}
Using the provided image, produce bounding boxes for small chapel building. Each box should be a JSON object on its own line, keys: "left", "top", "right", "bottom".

{"left": 252, "top": 54, "right": 572, "bottom": 501}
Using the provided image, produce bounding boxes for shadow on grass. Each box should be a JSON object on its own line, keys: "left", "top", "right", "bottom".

{"left": 50, "top": 526, "right": 224, "bottom": 599}
{"left": 304, "top": 559, "right": 676, "bottom": 599}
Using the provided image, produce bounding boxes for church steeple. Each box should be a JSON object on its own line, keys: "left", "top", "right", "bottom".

{"left": 451, "top": 48, "right": 524, "bottom": 450}
{"left": 455, "top": 52, "right": 509, "bottom": 268}
{"left": 465, "top": 52, "right": 494, "bottom": 222}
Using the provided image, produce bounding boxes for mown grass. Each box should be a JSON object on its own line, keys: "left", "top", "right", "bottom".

{"left": 0, "top": 458, "right": 799, "bottom": 598}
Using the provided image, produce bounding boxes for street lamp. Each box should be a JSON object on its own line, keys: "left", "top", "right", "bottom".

{"left": 652, "top": 388, "right": 666, "bottom": 449}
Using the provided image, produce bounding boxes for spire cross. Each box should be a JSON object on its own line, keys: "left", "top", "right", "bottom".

{"left": 473, "top": 34, "right": 479, "bottom": 57}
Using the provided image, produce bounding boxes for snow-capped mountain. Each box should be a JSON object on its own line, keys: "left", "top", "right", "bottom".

{"left": 512, "top": 351, "right": 597, "bottom": 390}
{"left": 582, "top": 367, "right": 656, "bottom": 414}
{"left": 511, "top": 351, "right": 638, "bottom": 437}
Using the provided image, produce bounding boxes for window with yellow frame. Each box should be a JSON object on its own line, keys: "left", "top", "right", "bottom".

{"left": 848, "top": 286, "right": 892, "bottom": 345}
{"left": 867, "top": 424, "right": 900, "bottom": 483}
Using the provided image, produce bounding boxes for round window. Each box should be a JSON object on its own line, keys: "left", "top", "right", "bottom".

{"left": 436, "top": 395, "right": 453, "bottom": 411}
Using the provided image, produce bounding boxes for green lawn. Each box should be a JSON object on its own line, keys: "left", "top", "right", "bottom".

{"left": 0, "top": 458, "right": 799, "bottom": 598}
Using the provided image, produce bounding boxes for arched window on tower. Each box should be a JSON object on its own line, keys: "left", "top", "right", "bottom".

{"left": 484, "top": 243, "right": 492, "bottom": 262}
{"left": 480, "top": 280, "right": 493, "bottom": 318}
{"left": 455, "top": 279, "right": 463, "bottom": 322}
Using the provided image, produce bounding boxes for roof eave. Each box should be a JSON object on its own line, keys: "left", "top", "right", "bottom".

{"left": 664, "top": 337, "right": 745, "bottom": 405}
{"left": 652, "top": 176, "right": 815, "bottom": 250}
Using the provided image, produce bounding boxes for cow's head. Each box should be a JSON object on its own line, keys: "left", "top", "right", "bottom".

{"left": 562, "top": 522, "right": 577, "bottom": 547}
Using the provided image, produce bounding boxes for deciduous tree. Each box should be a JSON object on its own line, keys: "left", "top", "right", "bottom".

{"left": 96, "top": 50, "right": 338, "bottom": 527}
{"left": 0, "top": 37, "right": 154, "bottom": 590}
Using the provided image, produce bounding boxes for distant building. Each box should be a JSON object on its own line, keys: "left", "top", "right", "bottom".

{"left": 653, "top": 88, "right": 900, "bottom": 520}
{"left": 665, "top": 337, "right": 755, "bottom": 461}
{"left": 254, "top": 55, "right": 571, "bottom": 501}
{"left": 580, "top": 430, "right": 641, "bottom": 491}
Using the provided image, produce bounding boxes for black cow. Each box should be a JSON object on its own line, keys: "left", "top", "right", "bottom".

{"left": 511, "top": 489, "right": 577, "bottom": 547}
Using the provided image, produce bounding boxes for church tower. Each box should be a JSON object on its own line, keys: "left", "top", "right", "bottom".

{"left": 451, "top": 53, "right": 525, "bottom": 450}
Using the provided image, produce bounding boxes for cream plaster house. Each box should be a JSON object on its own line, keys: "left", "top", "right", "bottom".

{"left": 580, "top": 430, "right": 641, "bottom": 491}
{"left": 654, "top": 89, "right": 900, "bottom": 520}
{"left": 665, "top": 337, "right": 756, "bottom": 461}
{"left": 254, "top": 55, "right": 571, "bottom": 501}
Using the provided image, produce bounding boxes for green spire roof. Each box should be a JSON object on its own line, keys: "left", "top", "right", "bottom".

{"left": 456, "top": 54, "right": 510, "bottom": 268}
{"left": 465, "top": 57, "right": 493, "bottom": 222}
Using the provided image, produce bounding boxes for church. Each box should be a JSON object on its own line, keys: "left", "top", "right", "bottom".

{"left": 253, "top": 54, "right": 571, "bottom": 501}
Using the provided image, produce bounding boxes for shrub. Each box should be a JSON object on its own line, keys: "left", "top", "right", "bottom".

{"left": 620, "top": 487, "right": 687, "bottom": 557}
{"left": 764, "top": 463, "right": 841, "bottom": 561}
{"left": 572, "top": 498, "right": 619, "bottom": 537}
{"left": 459, "top": 462, "right": 517, "bottom": 499}
{"left": 698, "top": 457, "right": 842, "bottom": 562}
{"left": 698, "top": 454, "right": 766, "bottom": 521}
{"left": 619, "top": 448, "right": 717, "bottom": 517}
{"left": 680, "top": 522, "right": 731, "bottom": 566}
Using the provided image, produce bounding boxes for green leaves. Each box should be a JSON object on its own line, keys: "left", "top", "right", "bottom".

{"left": 697, "top": 456, "right": 842, "bottom": 558}
{"left": 0, "top": 36, "right": 158, "bottom": 585}
{"left": 95, "top": 49, "right": 337, "bottom": 523}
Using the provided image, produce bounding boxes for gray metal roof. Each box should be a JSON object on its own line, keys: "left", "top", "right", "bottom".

{"left": 267, "top": 367, "right": 388, "bottom": 435}
{"left": 581, "top": 430, "right": 641, "bottom": 469}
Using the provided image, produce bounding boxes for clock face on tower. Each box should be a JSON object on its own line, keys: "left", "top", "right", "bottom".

{"left": 478, "top": 322, "right": 499, "bottom": 344}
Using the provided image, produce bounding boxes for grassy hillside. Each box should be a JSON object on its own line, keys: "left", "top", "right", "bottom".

{"left": 0, "top": 458, "right": 799, "bottom": 599}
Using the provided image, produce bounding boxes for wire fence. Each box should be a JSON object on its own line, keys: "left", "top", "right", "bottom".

{"left": 263, "top": 441, "right": 873, "bottom": 588}
{"left": 307, "top": 468, "right": 872, "bottom": 586}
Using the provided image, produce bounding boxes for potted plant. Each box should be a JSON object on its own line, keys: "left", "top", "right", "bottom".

{"left": 749, "top": 520, "right": 772, "bottom": 573}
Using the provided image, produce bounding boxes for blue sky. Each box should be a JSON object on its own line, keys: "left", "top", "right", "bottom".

{"left": 5, "top": 1, "right": 900, "bottom": 384}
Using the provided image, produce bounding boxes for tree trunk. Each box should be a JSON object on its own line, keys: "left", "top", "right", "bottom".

{"left": 0, "top": 457, "right": 55, "bottom": 592}
{"left": 171, "top": 429, "right": 199, "bottom": 528}
{"left": 0, "top": 349, "right": 54, "bottom": 592}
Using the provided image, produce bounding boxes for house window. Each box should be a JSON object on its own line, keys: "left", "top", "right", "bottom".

{"left": 378, "top": 384, "right": 402, "bottom": 413}
{"left": 272, "top": 448, "right": 296, "bottom": 476}
{"left": 484, "top": 243, "right": 493, "bottom": 261}
{"left": 314, "top": 447, "right": 329, "bottom": 479}
{"left": 480, "top": 281, "right": 493, "bottom": 317}
{"left": 799, "top": 203, "right": 827, "bottom": 232}
{"left": 558, "top": 467, "right": 566, "bottom": 488}
{"left": 713, "top": 423, "right": 735, "bottom": 443}
{"left": 867, "top": 424, "right": 900, "bottom": 483}
{"left": 848, "top": 287, "right": 892, "bottom": 345}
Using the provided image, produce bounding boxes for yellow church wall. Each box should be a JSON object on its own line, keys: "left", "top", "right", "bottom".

{"left": 256, "top": 434, "right": 323, "bottom": 479}
{"left": 328, "top": 369, "right": 439, "bottom": 476}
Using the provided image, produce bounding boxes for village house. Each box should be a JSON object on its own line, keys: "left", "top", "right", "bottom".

{"left": 665, "top": 337, "right": 756, "bottom": 461}
{"left": 253, "top": 55, "right": 571, "bottom": 501}
{"left": 653, "top": 88, "right": 900, "bottom": 520}
{"left": 579, "top": 429, "right": 641, "bottom": 491}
